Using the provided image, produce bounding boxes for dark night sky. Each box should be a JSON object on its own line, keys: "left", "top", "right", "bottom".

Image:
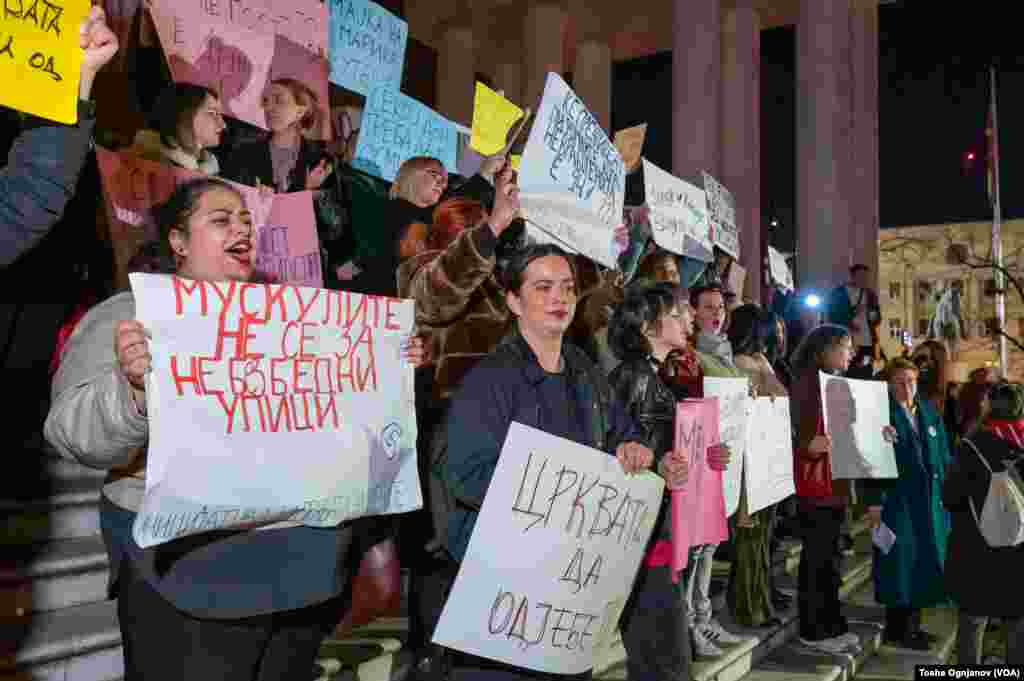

{"left": 612, "top": 2, "right": 1024, "bottom": 257}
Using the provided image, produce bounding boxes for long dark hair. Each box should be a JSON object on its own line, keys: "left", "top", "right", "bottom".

{"left": 150, "top": 82, "right": 219, "bottom": 150}
{"left": 607, "top": 282, "right": 679, "bottom": 360}
{"left": 727, "top": 304, "right": 771, "bottom": 357}
{"left": 762, "top": 309, "right": 786, "bottom": 364}
{"left": 791, "top": 324, "right": 851, "bottom": 373}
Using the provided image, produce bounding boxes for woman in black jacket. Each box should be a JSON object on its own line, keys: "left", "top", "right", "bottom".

{"left": 943, "top": 382, "right": 1024, "bottom": 664}
{"left": 221, "top": 78, "right": 350, "bottom": 285}
{"left": 607, "top": 283, "right": 730, "bottom": 677}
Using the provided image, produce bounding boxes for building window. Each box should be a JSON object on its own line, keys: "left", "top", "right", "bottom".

{"left": 918, "top": 319, "right": 929, "bottom": 336}
{"left": 889, "top": 282, "right": 901, "bottom": 300}
{"left": 889, "top": 319, "right": 902, "bottom": 338}
{"left": 985, "top": 279, "right": 997, "bottom": 297}
{"left": 986, "top": 317, "right": 999, "bottom": 335}
{"left": 917, "top": 281, "right": 932, "bottom": 303}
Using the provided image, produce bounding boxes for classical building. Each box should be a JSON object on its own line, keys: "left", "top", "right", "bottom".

{"left": 879, "top": 219, "right": 1024, "bottom": 379}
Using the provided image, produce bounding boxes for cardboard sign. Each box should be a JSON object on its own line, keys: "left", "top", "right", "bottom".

{"left": 0, "top": 0, "right": 91, "bottom": 123}
{"left": 328, "top": 0, "right": 407, "bottom": 97}
{"left": 701, "top": 171, "right": 739, "bottom": 259}
{"left": 671, "top": 399, "right": 729, "bottom": 577}
{"left": 129, "top": 273, "right": 420, "bottom": 548}
{"left": 768, "top": 246, "right": 794, "bottom": 291}
{"left": 744, "top": 397, "right": 795, "bottom": 513}
{"left": 642, "top": 159, "right": 714, "bottom": 257}
{"left": 146, "top": 0, "right": 330, "bottom": 135}
{"left": 703, "top": 378, "right": 750, "bottom": 517}
{"left": 470, "top": 82, "right": 525, "bottom": 156}
{"left": 96, "top": 148, "right": 322, "bottom": 290}
{"left": 432, "top": 422, "right": 663, "bottom": 674}
{"left": 352, "top": 85, "right": 458, "bottom": 182}
{"left": 518, "top": 72, "right": 625, "bottom": 269}
{"left": 820, "top": 373, "right": 898, "bottom": 479}
{"left": 613, "top": 124, "right": 647, "bottom": 173}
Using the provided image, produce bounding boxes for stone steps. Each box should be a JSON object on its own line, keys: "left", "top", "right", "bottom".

{"left": 0, "top": 599, "right": 123, "bottom": 681}
{"left": 1, "top": 535, "right": 110, "bottom": 616}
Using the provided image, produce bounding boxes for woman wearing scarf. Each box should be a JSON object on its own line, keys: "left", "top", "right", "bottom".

{"left": 943, "top": 382, "right": 1024, "bottom": 664}
{"left": 686, "top": 284, "right": 744, "bottom": 657}
{"left": 862, "top": 358, "right": 950, "bottom": 651}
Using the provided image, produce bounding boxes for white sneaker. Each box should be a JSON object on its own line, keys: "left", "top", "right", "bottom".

{"left": 692, "top": 627, "right": 724, "bottom": 658}
{"left": 798, "top": 636, "right": 858, "bottom": 655}
{"left": 704, "top": 619, "right": 744, "bottom": 645}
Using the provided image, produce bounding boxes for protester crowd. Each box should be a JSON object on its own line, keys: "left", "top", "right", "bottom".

{"left": 3, "top": 7, "right": 1023, "bottom": 681}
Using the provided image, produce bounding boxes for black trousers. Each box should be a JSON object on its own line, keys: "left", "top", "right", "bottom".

{"left": 884, "top": 607, "right": 922, "bottom": 640}
{"left": 797, "top": 505, "right": 847, "bottom": 641}
{"left": 620, "top": 565, "right": 692, "bottom": 681}
{"left": 117, "top": 559, "right": 346, "bottom": 681}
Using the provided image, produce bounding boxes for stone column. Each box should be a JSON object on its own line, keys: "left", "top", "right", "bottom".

{"left": 436, "top": 25, "right": 476, "bottom": 126}
{"left": 522, "top": 4, "right": 567, "bottom": 110}
{"left": 848, "top": 0, "right": 880, "bottom": 292}
{"left": 796, "top": 0, "right": 853, "bottom": 294}
{"left": 573, "top": 40, "right": 612, "bottom": 133}
{"left": 494, "top": 61, "right": 524, "bottom": 107}
{"left": 672, "top": 0, "right": 721, "bottom": 178}
{"left": 720, "top": 4, "right": 761, "bottom": 302}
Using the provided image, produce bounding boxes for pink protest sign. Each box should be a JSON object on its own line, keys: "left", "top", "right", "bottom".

{"left": 247, "top": 189, "right": 323, "bottom": 289}
{"left": 146, "top": 0, "right": 331, "bottom": 137}
{"left": 670, "top": 399, "right": 729, "bottom": 579}
{"left": 96, "top": 148, "right": 322, "bottom": 290}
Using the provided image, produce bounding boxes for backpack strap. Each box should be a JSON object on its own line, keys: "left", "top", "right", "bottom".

{"left": 962, "top": 437, "right": 994, "bottom": 530}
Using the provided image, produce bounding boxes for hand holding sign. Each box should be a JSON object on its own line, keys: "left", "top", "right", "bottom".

{"left": 304, "top": 159, "right": 334, "bottom": 191}
{"left": 616, "top": 441, "right": 653, "bottom": 474}
{"left": 659, "top": 454, "right": 689, "bottom": 490}
{"left": 487, "top": 165, "right": 520, "bottom": 238}
{"left": 79, "top": 5, "right": 119, "bottom": 99}
{"left": 707, "top": 443, "right": 731, "bottom": 471}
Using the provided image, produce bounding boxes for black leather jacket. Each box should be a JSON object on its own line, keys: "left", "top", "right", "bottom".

{"left": 608, "top": 356, "right": 681, "bottom": 462}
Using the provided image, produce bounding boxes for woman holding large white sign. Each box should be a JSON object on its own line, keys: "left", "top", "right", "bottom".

{"left": 44, "top": 177, "right": 428, "bottom": 680}
{"left": 439, "top": 244, "right": 655, "bottom": 679}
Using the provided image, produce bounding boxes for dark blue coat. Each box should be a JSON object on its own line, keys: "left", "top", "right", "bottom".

{"left": 443, "top": 330, "right": 647, "bottom": 562}
{"left": 1, "top": 101, "right": 96, "bottom": 266}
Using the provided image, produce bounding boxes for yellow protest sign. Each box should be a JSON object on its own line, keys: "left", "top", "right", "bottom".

{"left": 470, "top": 82, "right": 524, "bottom": 156}
{"left": 1, "top": 0, "right": 91, "bottom": 124}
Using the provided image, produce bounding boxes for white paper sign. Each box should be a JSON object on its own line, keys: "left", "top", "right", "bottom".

{"left": 129, "top": 273, "right": 422, "bottom": 548}
{"left": 518, "top": 73, "right": 626, "bottom": 268}
{"left": 820, "top": 372, "right": 898, "bottom": 479}
{"left": 432, "top": 422, "right": 664, "bottom": 674}
{"left": 642, "top": 159, "right": 714, "bottom": 257}
{"left": 768, "top": 246, "right": 794, "bottom": 291}
{"left": 701, "top": 171, "right": 739, "bottom": 259}
{"left": 744, "top": 397, "right": 796, "bottom": 513}
{"left": 703, "top": 377, "right": 748, "bottom": 517}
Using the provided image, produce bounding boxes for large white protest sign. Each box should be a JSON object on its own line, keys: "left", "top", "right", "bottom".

{"left": 768, "top": 246, "right": 794, "bottom": 292}
{"left": 701, "top": 172, "right": 739, "bottom": 259}
{"left": 642, "top": 159, "right": 714, "bottom": 257}
{"left": 518, "top": 73, "right": 626, "bottom": 269}
{"left": 433, "top": 422, "right": 663, "bottom": 674}
{"left": 129, "top": 273, "right": 421, "bottom": 548}
{"left": 744, "top": 397, "right": 796, "bottom": 513}
{"left": 820, "top": 373, "right": 898, "bottom": 479}
{"left": 704, "top": 378, "right": 748, "bottom": 517}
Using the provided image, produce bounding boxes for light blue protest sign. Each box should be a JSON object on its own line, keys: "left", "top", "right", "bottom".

{"left": 518, "top": 73, "right": 625, "bottom": 268}
{"left": 352, "top": 86, "right": 458, "bottom": 182}
{"left": 328, "top": 0, "right": 408, "bottom": 96}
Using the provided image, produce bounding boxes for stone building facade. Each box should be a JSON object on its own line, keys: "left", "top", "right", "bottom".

{"left": 879, "top": 219, "right": 1024, "bottom": 379}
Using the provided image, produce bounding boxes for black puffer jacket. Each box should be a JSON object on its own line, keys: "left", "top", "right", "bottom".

{"left": 943, "top": 428, "right": 1024, "bottom": 617}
